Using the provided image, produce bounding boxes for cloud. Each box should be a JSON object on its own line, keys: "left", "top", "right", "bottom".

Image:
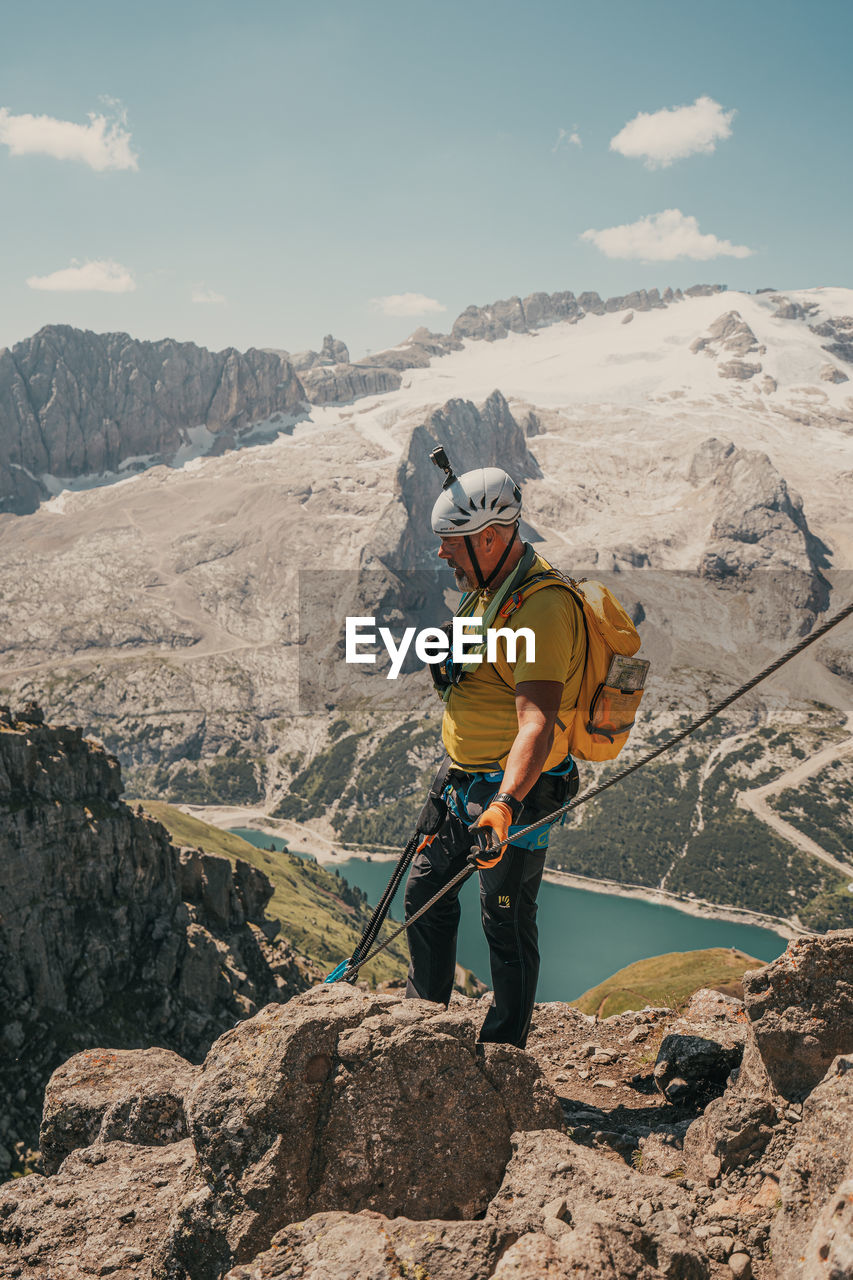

{"left": 192, "top": 285, "right": 226, "bottom": 304}
{"left": 553, "top": 126, "right": 582, "bottom": 153}
{"left": 0, "top": 100, "right": 138, "bottom": 171}
{"left": 371, "top": 292, "right": 447, "bottom": 317}
{"left": 581, "top": 209, "right": 754, "bottom": 261}
{"left": 26, "top": 260, "right": 137, "bottom": 292}
{"left": 610, "top": 96, "right": 735, "bottom": 169}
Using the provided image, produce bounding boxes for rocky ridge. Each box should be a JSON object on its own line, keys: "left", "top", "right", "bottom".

{"left": 0, "top": 283, "right": 736, "bottom": 515}
{"left": 0, "top": 704, "right": 316, "bottom": 1179}
{"left": 1, "top": 932, "right": 852, "bottom": 1278}
{"left": 0, "top": 327, "right": 306, "bottom": 515}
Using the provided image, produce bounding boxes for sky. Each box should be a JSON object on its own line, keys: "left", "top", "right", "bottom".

{"left": 1, "top": 0, "right": 851, "bottom": 359}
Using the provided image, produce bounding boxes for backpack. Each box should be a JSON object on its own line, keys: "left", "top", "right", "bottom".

{"left": 495, "top": 568, "right": 646, "bottom": 762}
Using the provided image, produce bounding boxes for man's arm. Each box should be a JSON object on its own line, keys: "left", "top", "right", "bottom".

{"left": 499, "top": 679, "right": 564, "bottom": 801}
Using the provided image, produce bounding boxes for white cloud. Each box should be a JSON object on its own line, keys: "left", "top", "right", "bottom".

{"left": 581, "top": 209, "right": 754, "bottom": 261}
{"left": 610, "top": 96, "right": 735, "bottom": 169}
{"left": 371, "top": 292, "right": 447, "bottom": 317}
{"left": 0, "top": 101, "right": 138, "bottom": 171}
{"left": 192, "top": 285, "right": 226, "bottom": 304}
{"left": 553, "top": 126, "right": 582, "bottom": 153}
{"left": 26, "top": 260, "right": 137, "bottom": 292}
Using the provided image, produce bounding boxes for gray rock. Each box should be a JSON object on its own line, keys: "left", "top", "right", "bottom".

{"left": 224, "top": 1211, "right": 511, "bottom": 1280}
{"left": 772, "top": 1054, "right": 853, "bottom": 1275}
{"left": 40, "top": 1045, "right": 199, "bottom": 1174}
{"left": 820, "top": 362, "right": 849, "bottom": 383}
{"left": 743, "top": 932, "right": 853, "bottom": 1098}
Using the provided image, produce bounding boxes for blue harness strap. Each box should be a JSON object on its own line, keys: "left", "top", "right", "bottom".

{"left": 445, "top": 758, "right": 576, "bottom": 851}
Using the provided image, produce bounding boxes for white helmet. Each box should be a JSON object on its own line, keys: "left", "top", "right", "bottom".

{"left": 431, "top": 467, "right": 522, "bottom": 536}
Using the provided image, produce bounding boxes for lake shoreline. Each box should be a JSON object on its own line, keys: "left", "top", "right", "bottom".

{"left": 179, "top": 803, "right": 800, "bottom": 943}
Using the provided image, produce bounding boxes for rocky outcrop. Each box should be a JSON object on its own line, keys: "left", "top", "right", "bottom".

{"left": 0, "top": 705, "right": 311, "bottom": 1177}
{"left": 4, "top": 933, "right": 853, "bottom": 1278}
{"left": 391, "top": 389, "right": 540, "bottom": 572}
{"left": 690, "top": 436, "right": 830, "bottom": 630}
{"left": 742, "top": 932, "right": 853, "bottom": 1099}
{"left": 447, "top": 283, "right": 717, "bottom": 344}
{"left": 0, "top": 326, "right": 305, "bottom": 514}
{"left": 690, "top": 311, "right": 764, "bottom": 378}
{"left": 810, "top": 315, "right": 853, "bottom": 364}
{"left": 772, "top": 1054, "right": 853, "bottom": 1277}
{"left": 298, "top": 361, "right": 402, "bottom": 403}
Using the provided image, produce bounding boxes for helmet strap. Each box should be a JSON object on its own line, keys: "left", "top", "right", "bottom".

{"left": 464, "top": 524, "right": 518, "bottom": 592}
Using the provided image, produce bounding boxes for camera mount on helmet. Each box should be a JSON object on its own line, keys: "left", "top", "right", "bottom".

{"left": 430, "top": 445, "right": 457, "bottom": 490}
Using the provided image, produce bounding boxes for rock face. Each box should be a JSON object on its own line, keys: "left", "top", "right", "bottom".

{"left": 690, "top": 436, "right": 830, "bottom": 630}
{"left": 0, "top": 326, "right": 305, "bottom": 514}
{"left": 772, "top": 1054, "right": 853, "bottom": 1277}
{"left": 0, "top": 705, "right": 311, "bottom": 1176}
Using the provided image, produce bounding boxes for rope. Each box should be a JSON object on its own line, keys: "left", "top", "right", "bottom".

{"left": 333, "top": 597, "right": 853, "bottom": 982}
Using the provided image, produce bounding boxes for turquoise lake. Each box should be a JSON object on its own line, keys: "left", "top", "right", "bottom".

{"left": 230, "top": 829, "right": 788, "bottom": 1000}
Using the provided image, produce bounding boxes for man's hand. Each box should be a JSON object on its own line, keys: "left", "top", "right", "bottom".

{"left": 470, "top": 800, "right": 513, "bottom": 869}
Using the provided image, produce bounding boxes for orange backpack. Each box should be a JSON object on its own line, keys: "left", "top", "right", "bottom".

{"left": 497, "top": 570, "right": 646, "bottom": 762}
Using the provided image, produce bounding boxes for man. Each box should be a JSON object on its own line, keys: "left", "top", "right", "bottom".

{"left": 404, "top": 464, "right": 585, "bottom": 1048}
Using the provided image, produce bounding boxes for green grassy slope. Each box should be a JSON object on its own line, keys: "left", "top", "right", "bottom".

{"left": 571, "top": 947, "right": 765, "bottom": 1018}
{"left": 143, "top": 800, "right": 409, "bottom": 986}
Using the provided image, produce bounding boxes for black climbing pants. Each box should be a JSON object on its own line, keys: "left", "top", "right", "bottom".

{"left": 404, "top": 765, "right": 577, "bottom": 1049}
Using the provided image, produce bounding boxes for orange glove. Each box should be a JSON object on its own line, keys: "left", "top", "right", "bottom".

{"left": 471, "top": 801, "right": 513, "bottom": 869}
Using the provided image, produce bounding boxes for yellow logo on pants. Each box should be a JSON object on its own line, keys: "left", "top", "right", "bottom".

{"left": 497, "top": 894, "right": 511, "bottom": 908}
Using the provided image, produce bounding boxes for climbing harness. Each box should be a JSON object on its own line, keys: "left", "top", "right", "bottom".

{"left": 324, "top": 596, "right": 853, "bottom": 985}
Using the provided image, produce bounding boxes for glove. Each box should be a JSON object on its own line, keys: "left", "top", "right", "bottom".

{"left": 469, "top": 801, "right": 513, "bottom": 870}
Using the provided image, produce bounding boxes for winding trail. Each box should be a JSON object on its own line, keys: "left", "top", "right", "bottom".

{"left": 737, "top": 721, "right": 853, "bottom": 878}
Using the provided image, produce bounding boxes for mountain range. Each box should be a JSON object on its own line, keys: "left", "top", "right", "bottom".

{"left": 1, "top": 282, "right": 851, "bottom": 931}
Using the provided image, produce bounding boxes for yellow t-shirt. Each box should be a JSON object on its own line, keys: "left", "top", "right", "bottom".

{"left": 442, "top": 560, "right": 585, "bottom": 771}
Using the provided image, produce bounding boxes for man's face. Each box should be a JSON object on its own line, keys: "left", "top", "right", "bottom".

{"left": 437, "top": 533, "right": 480, "bottom": 590}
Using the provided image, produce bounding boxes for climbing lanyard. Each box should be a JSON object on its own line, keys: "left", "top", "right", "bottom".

{"left": 326, "top": 597, "right": 853, "bottom": 984}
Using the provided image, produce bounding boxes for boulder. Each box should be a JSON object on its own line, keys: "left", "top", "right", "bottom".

{"left": 224, "top": 1211, "right": 510, "bottom": 1280}
{"left": 683, "top": 1094, "right": 777, "bottom": 1182}
{"left": 820, "top": 362, "right": 848, "bottom": 383}
{"left": 772, "top": 1054, "right": 853, "bottom": 1276}
{"left": 654, "top": 1033, "right": 743, "bottom": 1103}
{"left": 0, "top": 1140, "right": 198, "bottom": 1280}
{"left": 491, "top": 1216, "right": 704, "bottom": 1279}
{"left": 486, "top": 1129, "right": 709, "bottom": 1277}
{"left": 40, "top": 1046, "right": 199, "bottom": 1174}
{"left": 743, "top": 932, "right": 853, "bottom": 1098}
{"left": 184, "top": 986, "right": 560, "bottom": 1266}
